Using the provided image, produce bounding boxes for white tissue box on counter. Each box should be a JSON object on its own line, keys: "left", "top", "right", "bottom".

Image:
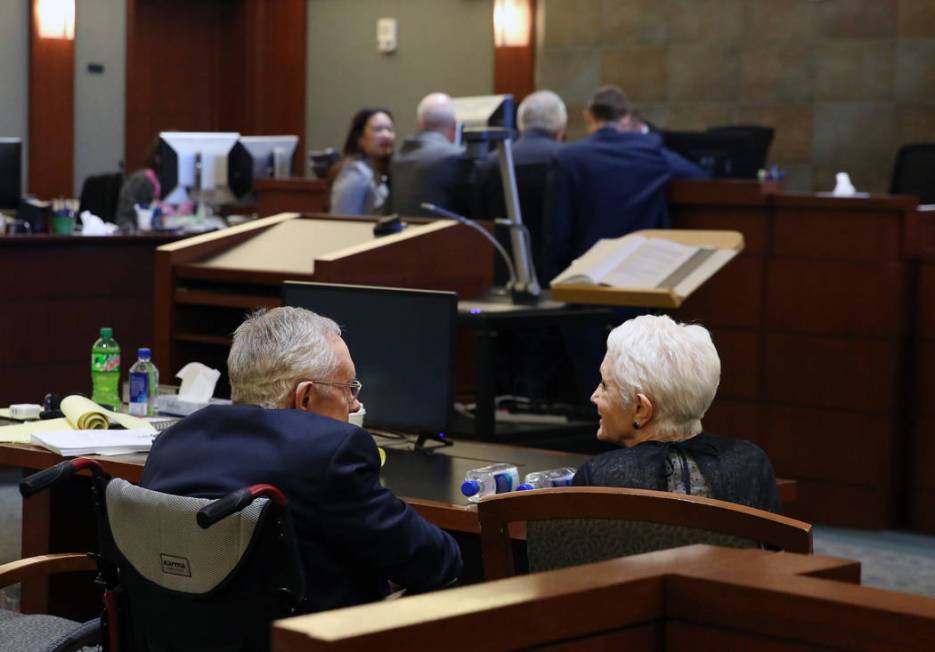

{"left": 155, "top": 395, "right": 231, "bottom": 417}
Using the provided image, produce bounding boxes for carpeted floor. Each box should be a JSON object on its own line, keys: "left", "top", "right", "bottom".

{"left": 2, "top": 469, "right": 934, "bottom": 598}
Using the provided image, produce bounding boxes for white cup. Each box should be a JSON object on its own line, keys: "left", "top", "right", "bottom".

{"left": 135, "top": 206, "right": 154, "bottom": 231}
{"left": 349, "top": 403, "right": 366, "bottom": 427}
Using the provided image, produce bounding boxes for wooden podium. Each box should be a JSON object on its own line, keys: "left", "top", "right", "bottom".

{"left": 153, "top": 213, "right": 492, "bottom": 394}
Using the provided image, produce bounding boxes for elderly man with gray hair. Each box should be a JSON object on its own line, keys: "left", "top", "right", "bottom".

{"left": 141, "top": 306, "right": 462, "bottom": 613}
{"left": 389, "top": 92, "right": 470, "bottom": 217}
{"left": 479, "top": 89, "right": 568, "bottom": 281}
{"left": 573, "top": 314, "right": 781, "bottom": 513}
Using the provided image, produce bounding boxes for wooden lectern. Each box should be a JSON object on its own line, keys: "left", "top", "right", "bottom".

{"left": 153, "top": 213, "right": 492, "bottom": 393}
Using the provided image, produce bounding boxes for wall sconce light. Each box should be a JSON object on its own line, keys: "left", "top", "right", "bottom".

{"left": 36, "top": 0, "right": 75, "bottom": 40}
{"left": 493, "top": 0, "right": 531, "bottom": 47}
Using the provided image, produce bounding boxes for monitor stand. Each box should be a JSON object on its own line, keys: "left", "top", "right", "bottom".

{"left": 413, "top": 432, "right": 454, "bottom": 452}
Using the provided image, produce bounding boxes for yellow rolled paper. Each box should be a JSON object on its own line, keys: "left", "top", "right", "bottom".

{"left": 61, "top": 395, "right": 110, "bottom": 430}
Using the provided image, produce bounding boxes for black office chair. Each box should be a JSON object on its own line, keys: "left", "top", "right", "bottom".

{"left": 17, "top": 458, "right": 307, "bottom": 652}
{"left": 890, "top": 143, "right": 935, "bottom": 204}
{"left": 78, "top": 172, "right": 124, "bottom": 222}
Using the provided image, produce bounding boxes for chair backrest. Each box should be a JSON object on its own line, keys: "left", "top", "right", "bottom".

{"left": 477, "top": 487, "right": 812, "bottom": 580}
{"left": 78, "top": 172, "right": 124, "bottom": 222}
{"left": 890, "top": 143, "right": 935, "bottom": 203}
{"left": 103, "top": 478, "right": 306, "bottom": 652}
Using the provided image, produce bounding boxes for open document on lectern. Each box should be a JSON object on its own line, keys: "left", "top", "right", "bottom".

{"left": 549, "top": 229, "right": 744, "bottom": 309}
{"left": 551, "top": 235, "right": 717, "bottom": 289}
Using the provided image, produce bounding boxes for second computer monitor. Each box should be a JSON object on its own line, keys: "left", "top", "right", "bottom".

{"left": 157, "top": 131, "right": 240, "bottom": 205}
{"left": 228, "top": 135, "right": 299, "bottom": 200}
{"left": 281, "top": 282, "right": 457, "bottom": 436}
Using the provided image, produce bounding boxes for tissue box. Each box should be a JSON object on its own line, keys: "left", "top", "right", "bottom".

{"left": 155, "top": 395, "right": 231, "bottom": 417}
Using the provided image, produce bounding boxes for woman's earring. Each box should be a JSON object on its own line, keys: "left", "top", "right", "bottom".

{"left": 632, "top": 421, "right": 640, "bottom": 430}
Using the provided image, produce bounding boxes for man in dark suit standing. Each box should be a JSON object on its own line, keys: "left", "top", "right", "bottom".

{"left": 140, "top": 307, "right": 462, "bottom": 613}
{"left": 543, "top": 85, "right": 706, "bottom": 284}
{"left": 479, "top": 89, "right": 567, "bottom": 280}
{"left": 390, "top": 92, "right": 469, "bottom": 217}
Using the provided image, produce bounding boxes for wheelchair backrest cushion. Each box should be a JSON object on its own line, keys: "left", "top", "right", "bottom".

{"left": 106, "top": 479, "right": 268, "bottom": 595}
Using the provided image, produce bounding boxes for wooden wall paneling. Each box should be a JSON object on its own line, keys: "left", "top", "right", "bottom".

{"left": 707, "top": 328, "right": 761, "bottom": 400}
{"left": 670, "top": 209, "right": 771, "bottom": 255}
{"left": 251, "top": 0, "right": 306, "bottom": 175}
{"left": 770, "top": 196, "right": 913, "bottom": 260}
{"left": 761, "top": 406, "right": 894, "bottom": 486}
{"left": 675, "top": 255, "right": 765, "bottom": 328}
{"left": 493, "top": 0, "right": 536, "bottom": 103}
{"left": 125, "top": 0, "right": 224, "bottom": 172}
{"left": 764, "top": 333, "right": 902, "bottom": 413}
{"left": 700, "top": 399, "right": 763, "bottom": 445}
{"left": 28, "top": 2, "right": 75, "bottom": 199}
{"left": 766, "top": 260, "right": 910, "bottom": 337}
{"left": 786, "top": 479, "right": 889, "bottom": 528}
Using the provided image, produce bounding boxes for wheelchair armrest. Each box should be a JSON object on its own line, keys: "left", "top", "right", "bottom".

{"left": 0, "top": 553, "right": 96, "bottom": 590}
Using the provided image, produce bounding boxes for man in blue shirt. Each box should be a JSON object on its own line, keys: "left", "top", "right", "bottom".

{"left": 543, "top": 85, "right": 706, "bottom": 283}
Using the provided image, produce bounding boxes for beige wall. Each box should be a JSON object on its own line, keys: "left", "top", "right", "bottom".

{"left": 0, "top": 0, "right": 28, "bottom": 192}
{"left": 306, "top": 0, "right": 494, "bottom": 162}
{"left": 537, "top": 0, "right": 935, "bottom": 192}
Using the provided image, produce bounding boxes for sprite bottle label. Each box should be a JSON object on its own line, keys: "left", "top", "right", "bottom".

{"left": 92, "top": 352, "right": 121, "bottom": 372}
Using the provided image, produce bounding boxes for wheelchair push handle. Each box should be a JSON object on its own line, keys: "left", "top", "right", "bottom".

{"left": 20, "top": 458, "right": 108, "bottom": 498}
{"left": 197, "top": 484, "right": 287, "bottom": 529}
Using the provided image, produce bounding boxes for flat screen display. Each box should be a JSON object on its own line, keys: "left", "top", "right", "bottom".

{"left": 282, "top": 282, "right": 457, "bottom": 435}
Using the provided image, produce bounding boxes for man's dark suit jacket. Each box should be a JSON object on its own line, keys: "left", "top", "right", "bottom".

{"left": 140, "top": 404, "right": 462, "bottom": 613}
{"left": 389, "top": 131, "right": 469, "bottom": 217}
{"left": 478, "top": 129, "right": 564, "bottom": 281}
{"left": 543, "top": 127, "right": 707, "bottom": 283}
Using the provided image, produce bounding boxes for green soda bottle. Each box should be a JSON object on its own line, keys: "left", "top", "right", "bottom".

{"left": 91, "top": 327, "right": 121, "bottom": 408}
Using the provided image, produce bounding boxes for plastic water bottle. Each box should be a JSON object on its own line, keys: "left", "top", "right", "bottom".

{"left": 517, "top": 467, "right": 577, "bottom": 491}
{"left": 460, "top": 463, "right": 520, "bottom": 503}
{"left": 129, "top": 348, "right": 160, "bottom": 416}
{"left": 91, "top": 327, "right": 121, "bottom": 408}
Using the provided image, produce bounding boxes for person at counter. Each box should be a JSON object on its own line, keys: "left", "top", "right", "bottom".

{"left": 115, "top": 137, "right": 162, "bottom": 230}
{"left": 573, "top": 314, "right": 781, "bottom": 513}
{"left": 329, "top": 108, "right": 396, "bottom": 215}
{"left": 543, "top": 85, "right": 706, "bottom": 283}
{"left": 389, "top": 92, "right": 470, "bottom": 217}
{"left": 140, "top": 306, "right": 462, "bottom": 613}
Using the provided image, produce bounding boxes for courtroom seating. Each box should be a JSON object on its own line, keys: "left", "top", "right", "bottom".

{"left": 477, "top": 486, "right": 812, "bottom": 580}
{"left": 0, "top": 553, "right": 100, "bottom": 652}
{"left": 77, "top": 172, "right": 124, "bottom": 222}
{"left": 890, "top": 143, "right": 935, "bottom": 204}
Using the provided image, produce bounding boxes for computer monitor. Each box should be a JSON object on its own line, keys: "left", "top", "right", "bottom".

{"left": 157, "top": 131, "right": 240, "bottom": 205}
{"left": 0, "top": 138, "right": 23, "bottom": 211}
{"left": 228, "top": 135, "right": 299, "bottom": 200}
{"left": 282, "top": 282, "right": 457, "bottom": 439}
{"left": 661, "top": 126, "right": 773, "bottom": 179}
{"left": 452, "top": 94, "right": 515, "bottom": 146}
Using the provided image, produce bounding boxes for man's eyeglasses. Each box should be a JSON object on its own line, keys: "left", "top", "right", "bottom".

{"left": 312, "top": 379, "right": 363, "bottom": 399}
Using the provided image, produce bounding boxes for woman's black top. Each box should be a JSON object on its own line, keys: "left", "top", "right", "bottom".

{"left": 571, "top": 431, "right": 782, "bottom": 513}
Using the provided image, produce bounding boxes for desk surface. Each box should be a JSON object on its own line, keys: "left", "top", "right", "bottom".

{"left": 0, "top": 438, "right": 795, "bottom": 533}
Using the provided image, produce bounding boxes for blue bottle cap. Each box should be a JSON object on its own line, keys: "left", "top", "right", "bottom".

{"left": 516, "top": 483, "right": 534, "bottom": 491}
{"left": 138, "top": 347, "right": 151, "bottom": 358}
{"left": 460, "top": 480, "right": 480, "bottom": 497}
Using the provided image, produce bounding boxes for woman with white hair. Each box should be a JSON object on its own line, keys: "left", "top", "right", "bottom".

{"left": 572, "top": 314, "right": 781, "bottom": 513}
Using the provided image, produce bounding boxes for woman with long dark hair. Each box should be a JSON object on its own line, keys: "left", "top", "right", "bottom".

{"left": 330, "top": 108, "right": 395, "bottom": 215}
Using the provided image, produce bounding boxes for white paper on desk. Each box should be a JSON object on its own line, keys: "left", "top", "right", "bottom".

{"left": 0, "top": 418, "right": 71, "bottom": 443}
{"left": 31, "top": 429, "right": 155, "bottom": 457}
{"left": 79, "top": 211, "right": 119, "bottom": 235}
{"left": 176, "top": 362, "right": 221, "bottom": 403}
